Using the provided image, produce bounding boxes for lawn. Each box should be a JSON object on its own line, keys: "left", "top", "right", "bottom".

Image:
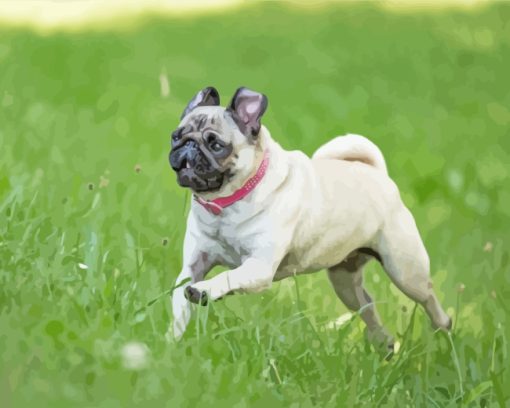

{"left": 0, "top": 2, "right": 509, "bottom": 406}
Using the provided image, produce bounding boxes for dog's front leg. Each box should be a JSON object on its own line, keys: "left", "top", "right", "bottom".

{"left": 169, "top": 227, "right": 217, "bottom": 340}
{"left": 186, "top": 257, "right": 276, "bottom": 304}
{"left": 171, "top": 264, "right": 204, "bottom": 341}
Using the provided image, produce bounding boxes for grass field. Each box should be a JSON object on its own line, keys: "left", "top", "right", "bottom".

{"left": 1, "top": 2, "right": 509, "bottom": 406}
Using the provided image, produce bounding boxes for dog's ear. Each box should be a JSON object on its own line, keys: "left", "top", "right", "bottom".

{"left": 227, "top": 87, "right": 268, "bottom": 138}
{"left": 181, "top": 87, "right": 220, "bottom": 120}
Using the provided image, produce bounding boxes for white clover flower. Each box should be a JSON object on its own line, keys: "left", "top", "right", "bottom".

{"left": 121, "top": 341, "right": 149, "bottom": 370}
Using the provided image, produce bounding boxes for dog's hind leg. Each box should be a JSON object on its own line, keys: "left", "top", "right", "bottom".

{"left": 376, "top": 205, "right": 451, "bottom": 331}
{"left": 328, "top": 252, "right": 394, "bottom": 351}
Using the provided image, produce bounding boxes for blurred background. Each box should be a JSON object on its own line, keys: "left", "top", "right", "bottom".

{"left": 0, "top": 1, "right": 508, "bottom": 407}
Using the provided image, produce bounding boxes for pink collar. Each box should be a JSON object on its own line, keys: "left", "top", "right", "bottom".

{"left": 194, "top": 149, "right": 270, "bottom": 215}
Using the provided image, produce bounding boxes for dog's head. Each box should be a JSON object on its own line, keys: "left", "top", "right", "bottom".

{"left": 169, "top": 86, "right": 268, "bottom": 194}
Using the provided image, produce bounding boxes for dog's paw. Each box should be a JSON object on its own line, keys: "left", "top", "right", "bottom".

{"left": 365, "top": 327, "right": 395, "bottom": 359}
{"left": 446, "top": 316, "right": 453, "bottom": 331}
{"left": 185, "top": 285, "right": 209, "bottom": 306}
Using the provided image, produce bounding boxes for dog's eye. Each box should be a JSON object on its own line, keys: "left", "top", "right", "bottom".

{"left": 206, "top": 133, "right": 223, "bottom": 152}
{"left": 171, "top": 130, "right": 181, "bottom": 142}
{"left": 210, "top": 141, "right": 223, "bottom": 152}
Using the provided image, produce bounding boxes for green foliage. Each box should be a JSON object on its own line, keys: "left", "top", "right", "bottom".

{"left": 0, "top": 3, "right": 509, "bottom": 406}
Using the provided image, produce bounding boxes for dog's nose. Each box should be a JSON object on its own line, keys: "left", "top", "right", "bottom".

{"left": 182, "top": 140, "right": 199, "bottom": 164}
{"left": 181, "top": 139, "right": 199, "bottom": 156}
{"left": 169, "top": 139, "right": 200, "bottom": 171}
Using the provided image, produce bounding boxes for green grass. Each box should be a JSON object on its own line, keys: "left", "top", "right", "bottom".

{"left": 1, "top": 2, "right": 509, "bottom": 406}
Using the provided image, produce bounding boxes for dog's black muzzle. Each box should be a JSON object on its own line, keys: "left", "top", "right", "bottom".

{"left": 169, "top": 140, "right": 224, "bottom": 192}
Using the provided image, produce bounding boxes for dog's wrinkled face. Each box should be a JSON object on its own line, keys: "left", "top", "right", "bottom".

{"left": 169, "top": 108, "right": 236, "bottom": 192}
{"left": 169, "top": 86, "right": 268, "bottom": 193}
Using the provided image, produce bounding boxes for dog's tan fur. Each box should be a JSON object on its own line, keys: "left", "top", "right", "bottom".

{"left": 169, "top": 89, "right": 451, "bottom": 347}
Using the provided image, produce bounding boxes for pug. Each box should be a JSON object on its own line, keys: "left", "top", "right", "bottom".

{"left": 168, "top": 86, "right": 451, "bottom": 348}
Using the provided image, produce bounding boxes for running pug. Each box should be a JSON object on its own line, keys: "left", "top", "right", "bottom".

{"left": 168, "top": 86, "right": 451, "bottom": 349}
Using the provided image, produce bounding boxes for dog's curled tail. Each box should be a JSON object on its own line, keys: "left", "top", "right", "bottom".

{"left": 312, "top": 134, "right": 388, "bottom": 174}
